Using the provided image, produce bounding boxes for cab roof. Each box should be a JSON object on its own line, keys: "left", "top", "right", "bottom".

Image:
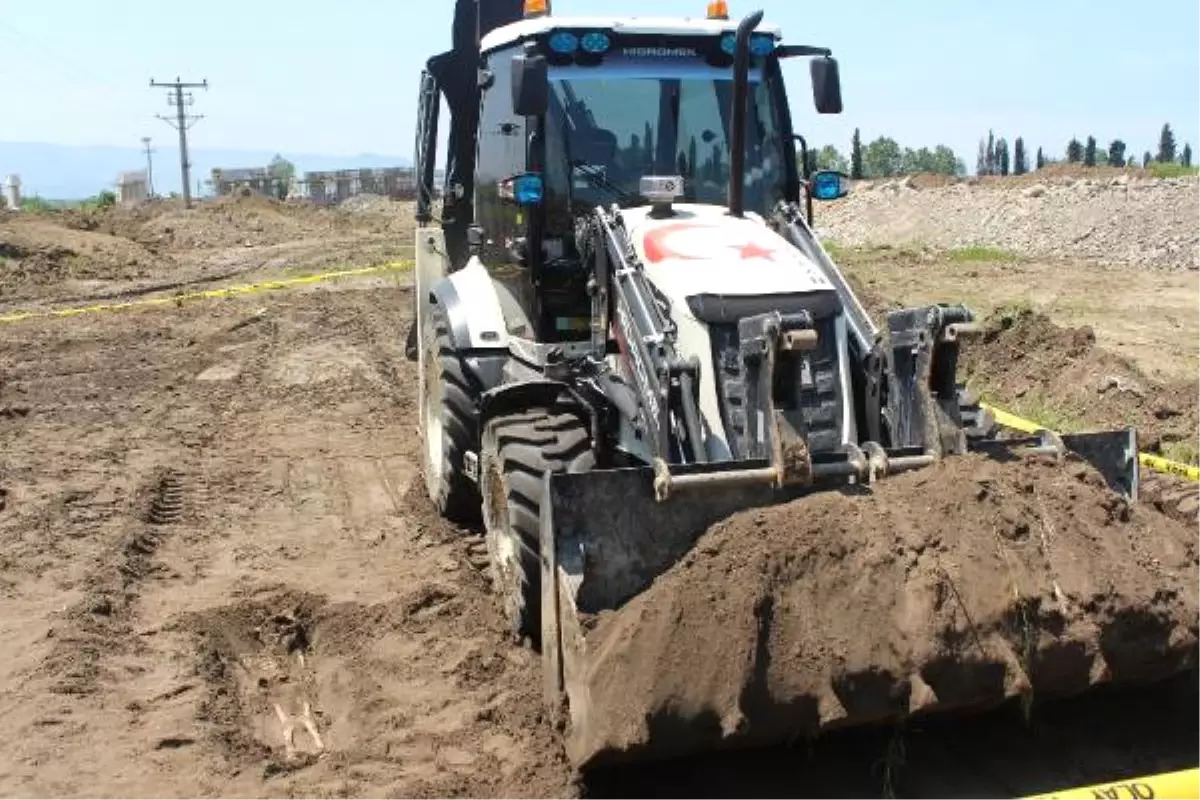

{"left": 480, "top": 15, "right": 784, "bottom": 53}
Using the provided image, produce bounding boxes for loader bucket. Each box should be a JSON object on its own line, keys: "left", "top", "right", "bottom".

{"left": 537, "top": 428, "right": 1197, "bottom": 771}
{"left": 539, "top": 462, "right": 784, "bottom": 768}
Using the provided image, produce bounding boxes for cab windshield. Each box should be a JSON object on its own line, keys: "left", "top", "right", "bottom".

{"left": 543, "top": 57, "right": 788, "bottom": 224}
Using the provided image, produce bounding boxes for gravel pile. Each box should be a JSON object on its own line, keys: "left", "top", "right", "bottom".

{"left": 819, "top": 175, "right": 1199, "bottom": 270}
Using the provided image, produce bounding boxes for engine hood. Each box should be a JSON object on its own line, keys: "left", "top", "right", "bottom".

{"left": 620, "top": 204, "right": 834, "bottom": 313}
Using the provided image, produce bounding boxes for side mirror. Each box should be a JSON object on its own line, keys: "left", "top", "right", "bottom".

{"left": 809, "top": 170, "right": 848, "bottom": 201}
{"left": 810, "top": 56, "right": 843, "bottom": 115}
{"left": 512, "top": 52, "right": 549, "bottom": 117}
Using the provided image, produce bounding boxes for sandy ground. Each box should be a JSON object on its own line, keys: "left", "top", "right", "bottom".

{"left": 0, "top": 197, "right": 1196, "bottom": 798}
{"left": 836, "top": 245, "right": 1200, "bottom": 383}
{"left": 0, "top": 280, "right": 573, "bottom": 798}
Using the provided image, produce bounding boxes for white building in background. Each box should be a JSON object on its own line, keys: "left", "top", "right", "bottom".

{"left": 115, "top": 170, "right": 149, "bottom": 205}
{"left": 2, "top": 174, "right": 19, "bottom": 210}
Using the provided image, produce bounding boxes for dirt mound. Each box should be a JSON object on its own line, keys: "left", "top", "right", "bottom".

{"left": 0, "top": 217, "right": 169, "bottom": 292}
{"left": 572, "top": 455, "right": 1198, "bottom": 766}
{"left": 961, "top": 309, "right": 1199, "bottom": 457}
{"left": 56, "top": 194, "right": 414, "bottom": 251}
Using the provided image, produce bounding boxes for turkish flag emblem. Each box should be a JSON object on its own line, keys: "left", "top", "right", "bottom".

{"left": 643, "top": 223, "right": 781, "bottom": 264}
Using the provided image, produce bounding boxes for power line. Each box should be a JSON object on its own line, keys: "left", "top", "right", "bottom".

{"left": 150, "top": 76, "right": 208, "bottom": 208}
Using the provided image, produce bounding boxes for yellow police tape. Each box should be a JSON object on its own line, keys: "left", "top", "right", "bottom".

{"left": 980, "top": 401, "right": 1200, "bottom": 483}
{"left": 0, "top": 259, "right": 413, "bottom": 325}
{"left": 1023, "top": 766, "right": 1199, "bottom": 799}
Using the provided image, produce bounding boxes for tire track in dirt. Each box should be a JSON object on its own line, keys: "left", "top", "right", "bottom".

{"left": 39, "top": 461, "right": 200, "bottom": 698}
{"left": 0, "top": 293, "right": 295, "bottom": 794}
{"left": 55, "top": 285, "right": 577, "bottom": 798}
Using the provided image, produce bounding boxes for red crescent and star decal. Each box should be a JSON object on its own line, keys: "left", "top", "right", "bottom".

{"left": 642, "top": 222, "right": 783, "bottom": 264}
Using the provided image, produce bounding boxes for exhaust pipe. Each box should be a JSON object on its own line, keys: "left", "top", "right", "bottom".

{"left": 727, "top": 9, "right": 764, "bottom": 218}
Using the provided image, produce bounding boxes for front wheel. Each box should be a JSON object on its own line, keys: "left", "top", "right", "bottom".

{"left": 480, "top": 403, "right": 595, "bottom": 646}
{"left": 418, "top": 301, "right": 481, "bottom": 523}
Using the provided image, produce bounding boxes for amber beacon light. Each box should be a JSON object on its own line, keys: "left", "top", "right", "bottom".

{"left": 707, "top": 0, "right": 730, "bottom": 19}
{"left": 524, "top": 0, "right": 551, "bottom": 17}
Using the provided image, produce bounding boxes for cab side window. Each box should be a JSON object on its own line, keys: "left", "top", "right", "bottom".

{"left": 475, "top": 48, "right": 526, "bottom": 263}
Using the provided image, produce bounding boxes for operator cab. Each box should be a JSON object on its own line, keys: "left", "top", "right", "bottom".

{"left": 472, "top": 12, "right": 802, "bottom": 341}
{"left": 415, "top": 1, "right": 844, "bottom": 345}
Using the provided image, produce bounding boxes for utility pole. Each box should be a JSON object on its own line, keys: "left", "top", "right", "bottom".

{"left": 141, "top": 136, "right": 156, "bottom": 197}
{"left": 149, "top": 76, "right": 208, "bottom": 208}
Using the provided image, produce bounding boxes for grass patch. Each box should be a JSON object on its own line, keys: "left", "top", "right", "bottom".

{"left": 1007, "top": 390, "right": 1085, "bottom": 434}
{"left": 1161, "top": 440, "right": 1200, "bottom": 466}
{"left": 946, "top": 245, "right": 1018, "bottom": 263}
{"left": 1147, "top": 162, "right": 1200, "bottom": 179}
{"left": 988, "top": 298, "right": 1036, "bottom": 325}
{"left": 821, "top": 240, "right": 852, "bottom": 261}
{"left": 969, "top": 380, "right": 1085, "bottom": 435}
{"left": 823, "top": 240, "right": 930, "bottom": 265}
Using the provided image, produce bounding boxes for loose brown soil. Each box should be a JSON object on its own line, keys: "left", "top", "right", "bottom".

{"left": 961, "top": 309, "right": 1198, "bottom": 455}
{"left": 1, "top": 194, "right": 414, "bottom": 309}
{"left": 576, "top": 455, "right": 1198, "bottom": 770}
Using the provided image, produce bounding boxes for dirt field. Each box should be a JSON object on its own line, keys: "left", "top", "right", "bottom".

{"left": 0, "top": 194, "right": 1196, "bottom": 798}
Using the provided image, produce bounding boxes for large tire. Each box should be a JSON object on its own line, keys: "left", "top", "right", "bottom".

{"left": 419, "top": 301, "right": 480, "bottom": 523}
{"left": 480, "top": 403, "right": 595, "bottom": 646}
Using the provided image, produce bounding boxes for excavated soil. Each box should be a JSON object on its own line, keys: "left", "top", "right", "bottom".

{"left": 578, "top": 455, "right": 1199, "bottom": 767}
{"left": 961, "top": 309, "right": 1199, "bottom": 456}
{"left": 0, "top": 196, "right": 415, "bottom": 308}
{"left": 960, "top": 309, "right": 1200, "bottom": 525}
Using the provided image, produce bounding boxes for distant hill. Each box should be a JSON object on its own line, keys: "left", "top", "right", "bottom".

{"left": 0, "top": 141, "right": 411, "bottom": 200}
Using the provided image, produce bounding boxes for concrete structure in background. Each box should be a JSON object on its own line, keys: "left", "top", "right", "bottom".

{"left": 211, "top": 166, "right": 274, "bottom": 197}
{"left": 301, "top": 167, "right": 420, "bottom": 205}
{"left": 2, "top": 174, "right": 20, "bottom": 210}
{"left": 207, "top": 161, "right": 432, "bottom": 205}
{"left": 211, "top": 155, "right": 296, "bottom": 200}
{"left": 116, "top": 170, "right": 150, "bottom": 205}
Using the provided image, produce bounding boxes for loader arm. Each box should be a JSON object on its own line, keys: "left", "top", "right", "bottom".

{"left": 588, "top": 208, "right": 708, "bottom": 464}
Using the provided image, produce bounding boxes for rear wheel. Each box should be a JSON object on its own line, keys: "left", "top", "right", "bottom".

{"left": 419, "top": 301, "right": 480, "bottom": 523}
{"left": 480, "top": 403, "right": 595, "bottom": 646}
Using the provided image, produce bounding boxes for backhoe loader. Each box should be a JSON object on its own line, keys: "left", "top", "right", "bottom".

{"left": 408, "top": 0, "right": 1198, "bottom": 788}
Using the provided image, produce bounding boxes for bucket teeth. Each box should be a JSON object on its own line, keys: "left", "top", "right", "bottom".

{"left": 720, "top": 709, "right": 748, "bottom": 737}
{"left": 817, "top": 689, "right": 848, "bottom": 727}
{"left": 1089, "top": 652, "right": 1112, "bottom": 685}
{"left": 1005, "top": 665, "right": 1032, "bottom": 697}
{"left": 908, "top": 673, "right": 939, "bottom": 714}
{"left": 1168, "top": 625, "right": 1198, "bottom": 652}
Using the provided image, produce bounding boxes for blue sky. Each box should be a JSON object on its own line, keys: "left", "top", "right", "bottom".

{"left": 1, "top": 0, "right": 1197, "bottom": 171}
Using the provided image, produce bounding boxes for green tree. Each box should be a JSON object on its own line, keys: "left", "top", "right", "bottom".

{"left": 986, "top": 130, "right": 996, "bottom": 175}
{"left": 814, "top": 144, "right": 848, "bottom": 173}
{"left": 901, "top": 146, "right": 930, "bottom": 174}
{"left": 931, "top": 144, "right": 965, "bottom": 176}
{"left": 995, "top": 137, "right": 1010, "bottom": 176}
{"left": 976, "top": 138, "right": 988, "bottom": 175}
{"left": 1036, "top": 146, "right": 1045, "bottom": 170}
{"left": 1066, "top": 138, "right": 1083, "bottom": 163}
{"left": 1182, "top": 143, "right": 1193, "bottom": 168}
{"left": 850, "top": 128, "right": 864, "bottom": 179}
{"left": 1157, "top": 123, "right": 1176, "bottom": 163}
{"left": 1083, "top": 136, "right": 1097, "bottom": 167}
{"left": 267, "top": 154, "right": 295, "bottom": 200}
{"left": 1013, "top": 137, "right": 1028, "bottom": 175}
{"left": 1142, "top": 151, "right": 1152, "bottom": 168}
{"left": 863, "top": 136, "right": 903, "bottom": 178}
{"left": 1106, "top": 139, "right": 1127, "bottom": 167}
